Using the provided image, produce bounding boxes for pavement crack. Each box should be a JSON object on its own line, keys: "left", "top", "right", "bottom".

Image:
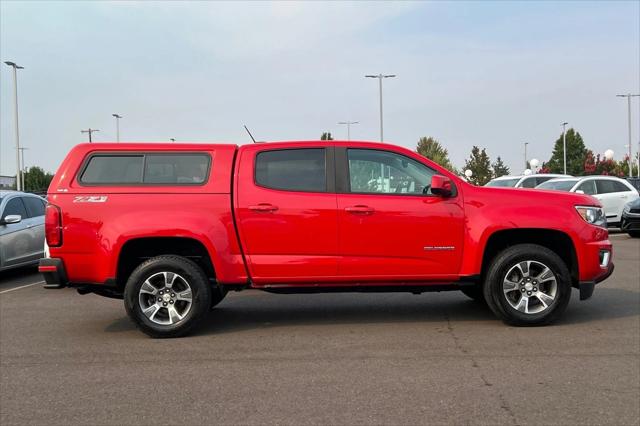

{"left": 444, "top": 310, "right": 519, "bottom": 426}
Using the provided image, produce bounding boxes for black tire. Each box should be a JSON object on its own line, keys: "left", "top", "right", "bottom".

{"left": 483, "top": 244, "right": 572, "bottom": 326}
{"left": 628, "top": 231, "right": 640, "bottom": 238}
{"left": 124, "top": 255, "right": 212, "bottom": 338}
{"left": 460, "top": 285, "right": 486, "bottom": 304}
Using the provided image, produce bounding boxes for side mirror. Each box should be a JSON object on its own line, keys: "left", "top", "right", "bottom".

{"left": 0, "top": 215, "right": 22, "bottom": 225}
{"left": 431, "top": 175, "right": 453, "bottom": 197}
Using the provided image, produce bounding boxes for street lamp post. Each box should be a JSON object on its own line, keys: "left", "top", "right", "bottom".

{"left": 112, "top": 114, "right": 122, "bottom": 142}
{"left": 616, "top": 94, "right": 640, "bottom": 177}
{"left": 5, "top": 61, "right": 24, "bottom": 191}
{"left": 365, "top": 74, "right": 396, "bottom": 141}
{"left": 18, "top": 147, "right": 28, "bottom": 191}
{"left": 338, "top": 121, "right": 359, "bottom": 141}
{"left": 562, "top": 122, "right": 568, "bottom": 175}
{"left": 524, "top": 142, "right": 529, "bottom": 170}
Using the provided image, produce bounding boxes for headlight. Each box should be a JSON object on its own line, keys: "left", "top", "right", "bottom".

{"left": 575, "top": 206, "right": 607, "bottom": 227}
{"left": 623, "top": 204, "right": 631, "bottom": 214}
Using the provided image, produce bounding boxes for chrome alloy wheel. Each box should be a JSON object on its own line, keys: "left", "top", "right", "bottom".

{"left": 502, "top": 261, "right": 558, "bottom": 315}
{"left": 138, "top": 272, "right": 193, "bottom": 325}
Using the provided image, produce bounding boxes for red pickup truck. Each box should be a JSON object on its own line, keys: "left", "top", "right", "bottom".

{"left": 39, "top": 141, "right": 613, "bottom": 337}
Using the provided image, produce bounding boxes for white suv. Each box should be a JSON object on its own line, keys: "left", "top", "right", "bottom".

{"left": 536, "top": 176, "right": 639, "bottom": 226}
{"left": 485, "top": 174, "right": 570, "bottom": 189}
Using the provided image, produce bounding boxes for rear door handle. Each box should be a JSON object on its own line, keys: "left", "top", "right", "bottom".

{"left": 345, "top": 205, "right": 375, "bottom": 214}
{"left": 248, "top": 203, "right": 279, "bottom": 212}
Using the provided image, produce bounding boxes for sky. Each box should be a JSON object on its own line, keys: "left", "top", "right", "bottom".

{"left": 1, "top": 1, "right": 639, "bottom": 177}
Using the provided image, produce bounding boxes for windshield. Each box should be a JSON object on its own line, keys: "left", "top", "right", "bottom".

{"left": 536, "top": 180, "right": 578, "bottom": 191}
{"left": 485, "top": 178, "right": 520, "bottom": 187}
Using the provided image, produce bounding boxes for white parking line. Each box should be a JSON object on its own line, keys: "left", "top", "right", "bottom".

{"left": 0, "top": 281, "right": 45, "bottom": 295}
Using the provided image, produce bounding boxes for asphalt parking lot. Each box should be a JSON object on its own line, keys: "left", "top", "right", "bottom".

{"left": 1, "top": 235, "right": 638, "bottom": 425}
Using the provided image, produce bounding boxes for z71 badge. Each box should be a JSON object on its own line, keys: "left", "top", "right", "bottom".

{"left": 73, "top": 196, "right": 108, "bottom": 203}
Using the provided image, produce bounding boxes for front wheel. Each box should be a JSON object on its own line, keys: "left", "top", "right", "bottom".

{"left": 483, "top": 244, "right": 572, "bottom": 326}
{"left": 124, "top": 255, "right": 212, "bottom": 338}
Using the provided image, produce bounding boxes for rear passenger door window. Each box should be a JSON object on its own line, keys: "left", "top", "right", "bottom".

{"left": 596, "top": 180, "right": 628, "bottom": 194}
{"left": 577, "top": 180, "right": 596, "bottom": 195}
{"left": 23, "top": 197, "right": 46, "bottom": 218}
{"left": 255, "top": 149, "right": 326, "bottom": 192}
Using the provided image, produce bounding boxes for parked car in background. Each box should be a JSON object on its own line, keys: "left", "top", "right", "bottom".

{"left": 536, "top": 176, "right": 639, "bottom": 226}
{"left": 626, "top": 177, "right": 640, "bottom": 192}
{"left": 485, "top": 174, "right": 570, "bottom": 188}
{"left": 621, "top": 198, "right": 640, "bottom": 237}
{"left": 0, "top": 191, "right": 47, "bottom": 271}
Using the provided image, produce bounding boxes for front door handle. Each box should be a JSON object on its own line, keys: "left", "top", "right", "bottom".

{"left": 248, "top": 203, "right": 279, "bottom": 213}
{"left": 345, "top": 205, "right": 375, "bottom": 214}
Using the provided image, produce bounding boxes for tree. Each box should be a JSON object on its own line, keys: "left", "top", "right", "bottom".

{"left": 545, "top": 128, "right": 588, "bottom": 176}
{"left": 320, "top": 132, "right": 333, "bottom": 141}
{"left": 492, "top": 156, "right": 510, "bottom": 178}
{"left": 463, "top": 146, "right": 492, "bottom": 185}
{"left": 415, "top": 136, "right": 456, "bottom": 172}
{"left": 23, "top": 166, "right": 54, "bottom": 193}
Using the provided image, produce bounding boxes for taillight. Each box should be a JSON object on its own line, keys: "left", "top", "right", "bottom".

{"left": 45, "top": 204, "right": 62, "bottom": 247}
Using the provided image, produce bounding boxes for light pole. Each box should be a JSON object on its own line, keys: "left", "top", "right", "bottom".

{"left": 81, "top": 128, "right": 100, "bottom": 143}
{"left": 18, "top": 147, "right": 28, "bottom": 191}
{"left": 338, "top": 121, "right": 359, "bottom": 141}
{"left": 5, "top": 61, "right": 24, "bottom": 191}
{"left": 112, "top": 114, "right": 122, "bottom": 142}
{"left": 524, "top": 142, "right": 529, "bottom": 170}
{"left": 562, "top": 122, "right": 568, "bottom": 175}
{"left": 365, "top": 74, "right": 396, "bottom": 141}
{"left": 616, "top": 94, "right": 639, "bottom": 177}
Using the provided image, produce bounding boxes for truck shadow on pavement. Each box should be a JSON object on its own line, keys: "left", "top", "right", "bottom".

{"left": 104, "top": 287, "right": 640, "bottom": 336}
{"left": 0, "top": 265, "right": 39, "bottom": 284}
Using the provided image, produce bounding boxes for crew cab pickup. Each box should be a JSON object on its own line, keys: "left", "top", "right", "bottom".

{"left": 39, "top": 141, "right": 614, "bottom": 337}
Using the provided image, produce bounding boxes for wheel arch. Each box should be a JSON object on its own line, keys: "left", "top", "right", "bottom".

{"left": 115, "top": 236, "right": 217, "bottom": 289}
{"left": 480, "top": 229, "right": 579, "bottom": 287}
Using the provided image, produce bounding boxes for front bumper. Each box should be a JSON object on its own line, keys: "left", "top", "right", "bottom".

{"left": 620, "top": 213, "right": 640, "bottom": 232}
{"left": 38, "top": 258, "right": 68, "bottom": 289}
{"left": 578, "top": 262, "right": 614, "bottom": 300}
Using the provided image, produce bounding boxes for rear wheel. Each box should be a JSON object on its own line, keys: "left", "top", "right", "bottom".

{"left": 483, "top": 244, "right": 571, "bottom": 326}
{"left": 124, "top": 255, "right": 212, "bottom": 338}
{"left": 628, "top": 231, "right": 640, "bottom": 238}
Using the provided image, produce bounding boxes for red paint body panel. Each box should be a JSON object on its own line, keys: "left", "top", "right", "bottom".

{"left": 44, "top": 141, "right": 612, "bottom": 291}
{"left": 47, "top": 143, "right": 247, "bottom": 284}
{"left": 234, "top": 144, "right": 339, "bottom": 283}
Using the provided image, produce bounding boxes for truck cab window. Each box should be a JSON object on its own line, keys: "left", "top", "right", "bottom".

{"left": 347, "top": 149, "right": 435, "bottom": 195}
{"left": 255, "top": 149, "right": 326, "bottom": 192}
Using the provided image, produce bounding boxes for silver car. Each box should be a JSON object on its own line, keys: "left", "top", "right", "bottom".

{"left": 0, "top": 191, "right": 47, "bottom": 271}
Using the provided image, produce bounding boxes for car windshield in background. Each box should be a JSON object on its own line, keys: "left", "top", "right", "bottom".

{"left": 536, "top": 180, "right": 578, "bottom": 191}
{"left": 485, "top": 178, "right": 520, "bottom": 187}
